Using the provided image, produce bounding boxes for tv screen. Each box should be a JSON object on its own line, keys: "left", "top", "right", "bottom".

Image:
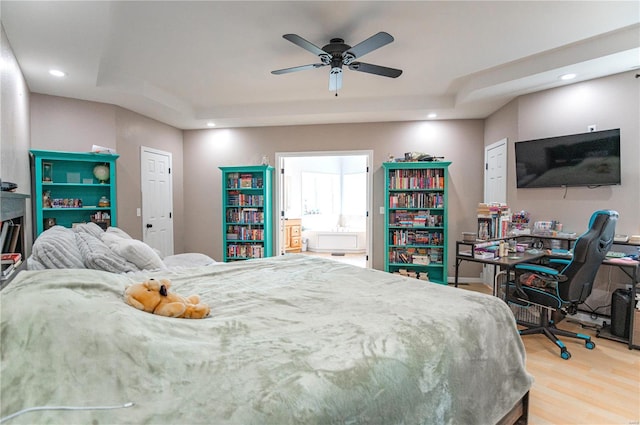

{"left": 515, "top": 129, "right": 621, "bottom": 188}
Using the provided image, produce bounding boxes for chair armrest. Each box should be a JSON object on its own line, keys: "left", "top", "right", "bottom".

{"left": 548, "top": 258, "right": 570, "bottom": 266}
{"left": 514, "top": 263, "right": 559, "bottom": 275}
{"left": 514, "top": 263, "right": 567, "bottom": 288}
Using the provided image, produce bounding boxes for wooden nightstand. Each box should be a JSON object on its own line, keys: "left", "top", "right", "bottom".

{"left": 284, "top": 218, "right": 302, "bottom": 253}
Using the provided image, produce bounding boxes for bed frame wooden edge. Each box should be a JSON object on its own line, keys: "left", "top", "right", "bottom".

{"left": 496, "top": 391, "right": 529, "bottom": 425}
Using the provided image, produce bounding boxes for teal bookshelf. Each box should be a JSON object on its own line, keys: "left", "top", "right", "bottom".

{"left": 383, "top": 161, "right": 451, "bottom": 284}
{"left": 220, "top": 165, "right": 274, "bottom": 261}
{"left": 30, "top": 150, "right": 119, "bottom": 237}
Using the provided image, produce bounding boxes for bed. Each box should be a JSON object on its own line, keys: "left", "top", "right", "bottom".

{"left": 1, "top": 254, "right": 532, "bottom": 424}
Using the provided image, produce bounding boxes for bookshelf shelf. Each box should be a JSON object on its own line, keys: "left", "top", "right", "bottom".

{"left": 220, "top": 165, "right": 274, "bottom": 262}
{"left": 1, "top": 192, "right": 30, "bottom": 288}
{"left": 383, "top": 161, "right": 451, "bottom": 284}
{"left": 30, "top": 150, "right": 119, "bottom": 236}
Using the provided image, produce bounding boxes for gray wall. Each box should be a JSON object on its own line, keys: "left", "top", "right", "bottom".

{"left": 29, "top": 94, "right": 185, "bottom": 252}
{"left": 183, "top": 120, "right": 485, "bottom": 272}
{"left": 0, "top": 24, "right": 32, "bottom": 254}
{"left": 486, "top": 71, "right": 639, "bottom": 236}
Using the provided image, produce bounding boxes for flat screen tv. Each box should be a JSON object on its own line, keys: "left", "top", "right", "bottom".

{"left": 515, "top": 129, "right": 621, "bottom": 188}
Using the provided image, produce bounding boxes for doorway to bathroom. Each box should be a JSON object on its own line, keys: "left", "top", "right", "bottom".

{"left": 275, "top": 150, "right": 372, "bottom": 268}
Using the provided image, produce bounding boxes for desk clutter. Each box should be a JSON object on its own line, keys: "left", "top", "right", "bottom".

{"left": 474, "top": 203, "right": 590, "bottom": 241}
{"left": 457, "top": 209, "right": 639, "bottom": 351}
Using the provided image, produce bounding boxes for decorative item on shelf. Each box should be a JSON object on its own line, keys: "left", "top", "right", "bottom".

{"left": 43, "top": 190, "right": 52, "bottom": 208}
{"left": 42, "top": 162, "right": 53, "bottom": 182}
{"left": 91, "top": 211, "right": 111, "bottom": 229}
{"left": 93, "top": 163, "right": 110, "bottom": 183}
{"left": 98, "top": 196, "right": 110, "bottom": 207}
{"left": 43, "top": 217, "right": 56, "bottom": 230}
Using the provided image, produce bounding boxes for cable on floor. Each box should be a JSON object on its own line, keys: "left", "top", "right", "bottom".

{"left": 0, "top": 402, "right": 134, "bottom": 423}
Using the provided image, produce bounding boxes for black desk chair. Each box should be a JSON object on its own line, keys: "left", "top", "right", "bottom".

{"left": 507, "top": 210, "right": 618, "bottom": 359}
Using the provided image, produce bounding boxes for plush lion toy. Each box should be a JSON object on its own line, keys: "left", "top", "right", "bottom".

{"left": 124, "top": 278, "right": 210, "bottom": 319}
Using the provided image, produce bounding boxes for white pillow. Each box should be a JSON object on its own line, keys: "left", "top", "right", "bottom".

{"left": 102, "top": 231, "right": 124, "bottom": 247}
{"left": 75, "top": 233, "right": 137, "bottom": 273}
{"left": 32, "top": 226, "right": 85, "bottom": 269}
{"left": 108, "top": 238, "right": 166, "bottom": 271}
{"left": 72, "top": 222, "right": 105, "bottom": 239}
{"left": 105, "top": 226, "right": 133, "bottom": 239}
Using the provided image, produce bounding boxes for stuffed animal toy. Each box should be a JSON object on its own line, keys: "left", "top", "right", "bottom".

{"left": 124, "top": 278, "right": 210, "bottom": 319}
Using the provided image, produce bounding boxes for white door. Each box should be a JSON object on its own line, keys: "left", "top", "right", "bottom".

{"left": 482, "top": 139, "right": 508, "bottom": 284}
{"left": 484, "top": 138, "right": 507, "bottom": 204}
{"left": 141, "top": 147, "right": 174, "bottom": 257}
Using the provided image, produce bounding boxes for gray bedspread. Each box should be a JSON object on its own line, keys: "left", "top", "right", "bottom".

{"left": 0, "top": 255, "right": 532, "bottom": 424}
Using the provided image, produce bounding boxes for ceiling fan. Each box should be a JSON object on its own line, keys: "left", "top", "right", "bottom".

{"left": 271, "top": 32, "right": 402, "bottom": 93}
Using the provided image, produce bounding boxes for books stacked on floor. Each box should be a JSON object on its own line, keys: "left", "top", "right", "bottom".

{"left": 393, "top": 269, "right": 430, "bottom": 281}
{"left": 1, "top": 253, "right": 22, "bottom": 280}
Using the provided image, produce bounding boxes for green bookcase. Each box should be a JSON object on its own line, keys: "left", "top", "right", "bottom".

{"left": 383, "top": 161, "right": 451, "bottom": 284}
{"left": 30, "top": 149, "right": 119, "bottom": 237}
{"left": 220, "top": 165, "right": 274, "bottom": 261}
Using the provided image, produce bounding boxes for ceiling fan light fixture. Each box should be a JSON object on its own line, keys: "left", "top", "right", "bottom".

{"left": 272, "top": 32, "right": 402, "bottom": 92}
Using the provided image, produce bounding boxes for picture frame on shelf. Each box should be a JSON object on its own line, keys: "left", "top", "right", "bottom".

{"left": 42, "top": 162, "right": 53, "bottom": 182}
{"left": 66, "top": 172, "right": 81, "bottom": 184}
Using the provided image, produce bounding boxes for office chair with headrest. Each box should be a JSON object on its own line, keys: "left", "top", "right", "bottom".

{"left": 507, "top": 210, "right": 618, "bottom": 359}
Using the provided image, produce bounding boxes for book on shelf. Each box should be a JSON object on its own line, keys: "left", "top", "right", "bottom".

{"left": 1, "top": 260, "right": 16, "bottom": 278}
{"left": 240, "top": 174, "right": 254, "bottom": 188}
{"left": 1, "top": 253, "right": 22, "bottom": 263}
{"left": 6, "top": 223, "right": 21, "bottom": 252}
{"left": 1, "top": 222, "right": 21, "bottom": 253}
{"left": 0, "top": 222, "right": 8, "bottom": 252}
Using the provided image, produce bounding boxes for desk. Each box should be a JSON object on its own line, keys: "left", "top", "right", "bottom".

{"left": 454, "top": 241, "right": 545, "bottom": 296}
{"left": 517, "top": 234, "right": 576, "bottom": 250}
{"left": 454, "top": 238, "right": 640, "bottom": 350}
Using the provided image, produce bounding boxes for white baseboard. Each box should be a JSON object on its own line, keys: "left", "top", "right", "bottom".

{"left": 448, "top": 276, "right": 485, "bottom": 284}
{"left": 567, "top": 311, "right": 606, "bottom": 327}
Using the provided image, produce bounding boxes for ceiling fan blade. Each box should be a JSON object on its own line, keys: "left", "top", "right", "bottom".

{"left": 283, "top": 34, "right": 329, "bottom": 57}
{"left": 346, "top": 32, "right": 394, "bottom": 59}
{"left": 348, "top": 62, "right": 402, "bottom": 78}
{"left": 271, "top": 63, "right": 326, "bottom": 75}
{"left": 329, "top": 68, "right": 343, "bottom": 92}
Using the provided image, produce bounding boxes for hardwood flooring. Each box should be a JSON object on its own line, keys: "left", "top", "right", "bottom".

{"left": 462, "top": 283, "right": 640, "bottom": 425}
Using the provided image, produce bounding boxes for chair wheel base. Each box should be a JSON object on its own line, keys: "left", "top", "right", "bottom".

{"left": 585, "top": 340, "right": 595, "bottom": 350}
{"left": 560, "top": 349, "right": 571, "bottom": 360}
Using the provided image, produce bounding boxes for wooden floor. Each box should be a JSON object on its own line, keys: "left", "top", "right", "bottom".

{"left": 462, "top": 283, "right": 640, "bottom": 425}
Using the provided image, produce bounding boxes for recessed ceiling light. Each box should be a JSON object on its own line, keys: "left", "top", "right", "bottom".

{"left": 49, "top": 69, "right": 66, "bottom": 77}
{"left": 560, "top": 73, "right": 576, "bottom": 81}
{"left": 206, "top": 122, "right": 216, "bottom": 127}
{"left": 427, "top": 113, "right": 437, "bottom": 119}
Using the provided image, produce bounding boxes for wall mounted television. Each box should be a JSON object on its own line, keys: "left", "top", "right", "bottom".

{"left": 515, "top": 128, "right": 621, "bottom": 188}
